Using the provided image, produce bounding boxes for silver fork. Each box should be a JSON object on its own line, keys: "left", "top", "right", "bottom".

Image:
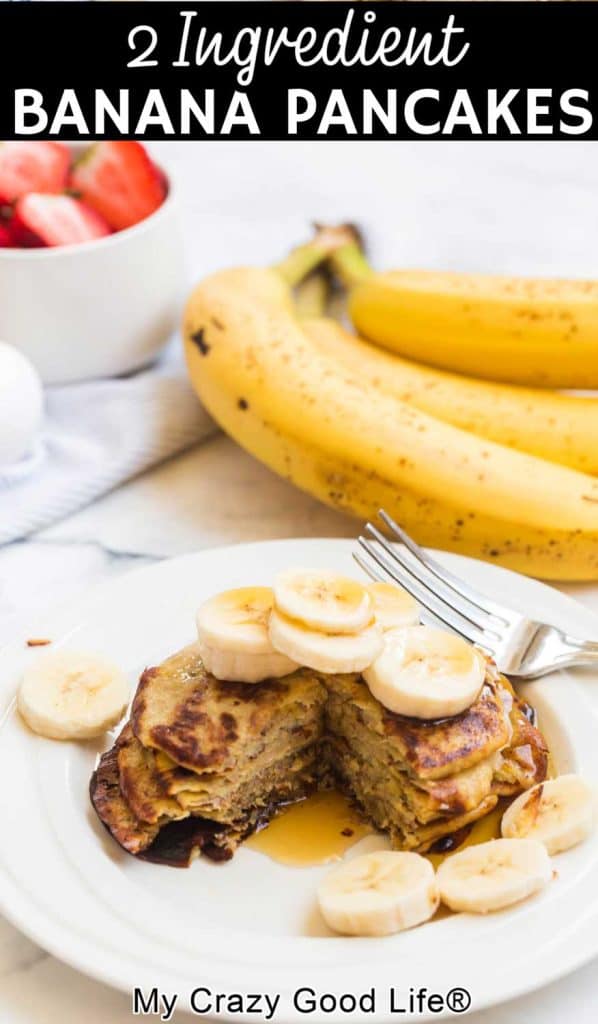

{"left": 354, "top": 509, "right": 598, "bottom": 680}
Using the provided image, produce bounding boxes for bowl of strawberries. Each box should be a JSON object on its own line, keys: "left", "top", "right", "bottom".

{"left": 0, "top": 141, "right": 183, "bottom": 383}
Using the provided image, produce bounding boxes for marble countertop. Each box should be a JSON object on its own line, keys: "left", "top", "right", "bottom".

{"left": 2, "top": 140, "right": 598, "bottom": 1021}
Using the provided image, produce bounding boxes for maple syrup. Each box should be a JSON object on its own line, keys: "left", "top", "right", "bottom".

{"left": 246, "top": 791, "right": 372, "bottom": 866}
{"left": 248, "top": 791, "right": 511, "bottom": 873}
{"left": 425, "top": 802, "right": 504, "bottom": 870}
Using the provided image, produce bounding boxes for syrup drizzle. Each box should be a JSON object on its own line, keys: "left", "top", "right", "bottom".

{"left": 246, "top": 791, "right": 371, "bottom": 866}
{"left": 248, "top": 791, "right": 507, "bottom": 871}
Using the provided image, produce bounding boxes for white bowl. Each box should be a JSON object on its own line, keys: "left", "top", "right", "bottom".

{"left": 0, "top": 184, "right": 184, "bottom": 384}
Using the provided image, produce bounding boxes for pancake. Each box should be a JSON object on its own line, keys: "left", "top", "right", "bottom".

{"left": 119, "top": 729, "right": 325, "bottom": 826}
{"left": 117, "top": 724, "right": 188, "bottom": 825}
{"left": 492, "top": 687, "right": 549, "bottom": 794}
{"left": 92, "top": 648, "right": 329, "bottom": 863}
{"left": 91, "top": 726, "right": 325, "bottom": 866}
{"left": 131, "top": 645, "right": 326, "bottom": 773}
{"left": 323, "top": 667, "right": 511, "bottom": 781}
{"left": 91, "top": 736, "right": 241, "bottom": 864}
{"left": 90, "top": 731, "right": 161, "bottom": 856}
{"left": 323, "top": 668, "right": 547, "bottom": 851}
{"left": 91, "top": 644, "right": 549, "bottom": 864}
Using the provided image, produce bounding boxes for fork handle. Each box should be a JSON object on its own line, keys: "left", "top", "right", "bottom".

{"left": 518, "top": 626, "right": 598, "bottom": 678}
{"left": 560, "top": 632, "right": 598, "bottom": 667}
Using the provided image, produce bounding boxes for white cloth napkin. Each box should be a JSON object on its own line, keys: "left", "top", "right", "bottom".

{"left": 0, "top": 342, "right": 217, "bottom": 545}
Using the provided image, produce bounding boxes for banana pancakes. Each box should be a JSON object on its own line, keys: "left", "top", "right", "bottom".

{"left": 91, "top": 644, "right": 548, "bottom": 866}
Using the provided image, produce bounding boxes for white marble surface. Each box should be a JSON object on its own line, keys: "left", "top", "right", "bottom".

{"left": 2, "top": 141, "right": 598, "bottom": 1021}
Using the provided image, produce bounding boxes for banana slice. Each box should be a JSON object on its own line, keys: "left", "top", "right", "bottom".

{"left": 437, "top": 838, "right": 552, "bottom": 914}
{"left": 17, "top": 649, "right": 129, "bottom": 740}
{"left": 273, "top": 568, "right": 373, "bottom": 634}
{"left": 317, "top": 850, "right": 438, "bottom": 936}
{"left": 196, "top": 587, "right": 298, "bottom": 682}
{"left": 501, "top": 775, "right": 595, "bottom": 855}
{"left": 197, "top": 587, "right": 277, "bottom": 653}
{"left": 363, "top": 625, "right": 485, "bottom": 720}
{"left": 368, "top": 581, "right": 419, "bottom": 631}
{"left": 198, "top": 641, "right": 298, "bottom": 684}
{"left": 269, "top": 609, "right": 383, "bottom": 674}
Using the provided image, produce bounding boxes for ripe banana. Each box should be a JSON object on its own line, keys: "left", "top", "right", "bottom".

{"left": 269, "top": 608, "right": 382, "bottom": 674}
{"left": 347, "top": 261, "right": 598, "bottom": 388}
{"left": 363, "top": 625, "right": 485, "bottom": 719}
{"left": 306, "top": 316, "right": 598, "bottom": 475}
{"left": 317, "top": 850, "right": 439, "bottom": 935}
{"left": 367, "top": 582, "right": 419, "bottom": 631}
{"left": 183, "top": 266, "right": 598, "bottom": 579}
{"left": 501, "top": 775, "right": 595, "bottom": 855}
{"left": 17, "top": 649, "right": 129, "bottom": 740}
{"left": 196, "top": 586, "right": 298, "bottom": 682}
{"left": 274, "top": 568, "right": 373, "bottom": 634}
{"left": 436, "top": 838, "right": 552, "bottom": 913}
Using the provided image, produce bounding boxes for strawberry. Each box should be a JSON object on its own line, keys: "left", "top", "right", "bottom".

{"left": 0, "top": 221, "right": 14, "bottom": 247}
{"left": 70, "top": 142, "right": 166, "bottom": 231}
{"left": 0, "top": 142, "right": 70, "bottom": 204}
{"left": 13, "top": 194, "right": 112, "bottom": 247}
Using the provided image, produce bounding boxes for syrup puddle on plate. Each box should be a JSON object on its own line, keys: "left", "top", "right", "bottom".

{"left": 246, "top": 791, "right": 372, "bottom": 866}
{"left": 248, "top": 791, "right": 506, "bottom": 872}
{"left": 425, "top": 800, "right": 504, "bottom": 870}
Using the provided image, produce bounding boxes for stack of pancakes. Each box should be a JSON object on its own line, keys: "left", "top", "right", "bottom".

{"left": 91, "top": 643, "right": 548, "bottom": 866}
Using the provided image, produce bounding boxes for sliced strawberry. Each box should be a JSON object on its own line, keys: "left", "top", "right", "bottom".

{"left": 0, "top": 221, "right": 14, "bottom": 247}
{"left": 8, "top": 218, "right": 48, "bottom": 248}
{"left": 13, "top": 194, "right": 112, "bottom": 247}
{"left": 0, "top": 142, "right": 70, "bottom": 204}
{"left": 70, "top": 142, "right": 166, "bottom": 231}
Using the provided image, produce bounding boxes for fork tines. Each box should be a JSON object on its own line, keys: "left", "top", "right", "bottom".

{"left": 354, "top": 510, "right": 511, "bottom": 652}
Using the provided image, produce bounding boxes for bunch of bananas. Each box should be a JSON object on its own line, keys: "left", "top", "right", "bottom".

{"left": 183, "top": 227, "right": 598, "bottom": 580}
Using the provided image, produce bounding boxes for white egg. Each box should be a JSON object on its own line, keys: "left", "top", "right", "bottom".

{"left": 0, "top": 342, "right": 44, "bottom": 466}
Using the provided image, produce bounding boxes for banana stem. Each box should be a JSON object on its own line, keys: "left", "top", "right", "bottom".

{"left": 275, "top": 223, "right": 361, "bottom": 288}
{"left": 276, "top": 242, "right": 328, "bottom": 288}
{"left": 294, "top": 269, "right": 330, "bottom": 319}
{"left": 331, "top": 240, "right": 374, "bottom": 289}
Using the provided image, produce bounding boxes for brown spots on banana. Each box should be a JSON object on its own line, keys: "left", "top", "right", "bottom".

{"left": 190, "top": 327, "right": 210, "bottom": 355}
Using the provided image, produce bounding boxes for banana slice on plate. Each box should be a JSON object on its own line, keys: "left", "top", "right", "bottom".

{"left": 17, "top": 649, "right": 129, "bottom": 740}
{"left": 269, "top": 609, "right": 382, "bottom": 674}
{"left": 317, "top": 850, "right": 439, "bottom": 936}
{"left": 363, "top": 625, "right": 485, "bottom": 719}
{"left": 196, "top": 586, "right": 298, "bottom": 682}
{"left": 437, "top": 838, "right": 552, "bottom": 914}
{"left": 501, "top": 775, "right": 596, "bottom": 855}
{"left": 273, "top": 569, "right": 373, "bottom": 634}
{"left": 368, "top": 581, "right": 419, "bottom": 631}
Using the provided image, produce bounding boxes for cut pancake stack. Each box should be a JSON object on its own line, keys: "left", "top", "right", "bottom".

{"left": 324, "top": 666, "right": 547, "bottom": 851}
{"left": 91, "top": 647, "right": 328, "bottom": 865}
{"left": 91, "top": 641, "right": 548, "bottom": 867}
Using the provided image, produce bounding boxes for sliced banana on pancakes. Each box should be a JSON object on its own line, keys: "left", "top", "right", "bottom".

{"left": 437, "top": 838, "right": 552, "bottom": 913}
{"left": 274, "top": 568, "right": 373, "bottom": 634}
{"left": 318, "top": 850, "right": 439, "bottom": 936}
{"left": 269, "top": 610, "right": 383, "bottom": 674}
{"left": 501, "top": 775, "right": 596, "bottom": 855}
{"left": 367, "top": 581, "right": 420, "bottom": 631}
{"left": 268, "top": 569, "right": 383, "bottom": 674}
{"left": 363, "top": 625, "right": 485, "bottom": 719}
{"left": 17, "top": 649, "right": 129, "bottom": 740}
{"left": 196, "top": 586, "right": 299, "bottom": 683}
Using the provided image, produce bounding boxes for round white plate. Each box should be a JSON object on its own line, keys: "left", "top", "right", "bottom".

{"left": 1, "top": 538, "right": 598, "bottom": 1023}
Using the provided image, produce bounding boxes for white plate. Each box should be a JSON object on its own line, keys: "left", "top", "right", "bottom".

{"left": 1, "top": 538, "right": 598, "bottom": 1023}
